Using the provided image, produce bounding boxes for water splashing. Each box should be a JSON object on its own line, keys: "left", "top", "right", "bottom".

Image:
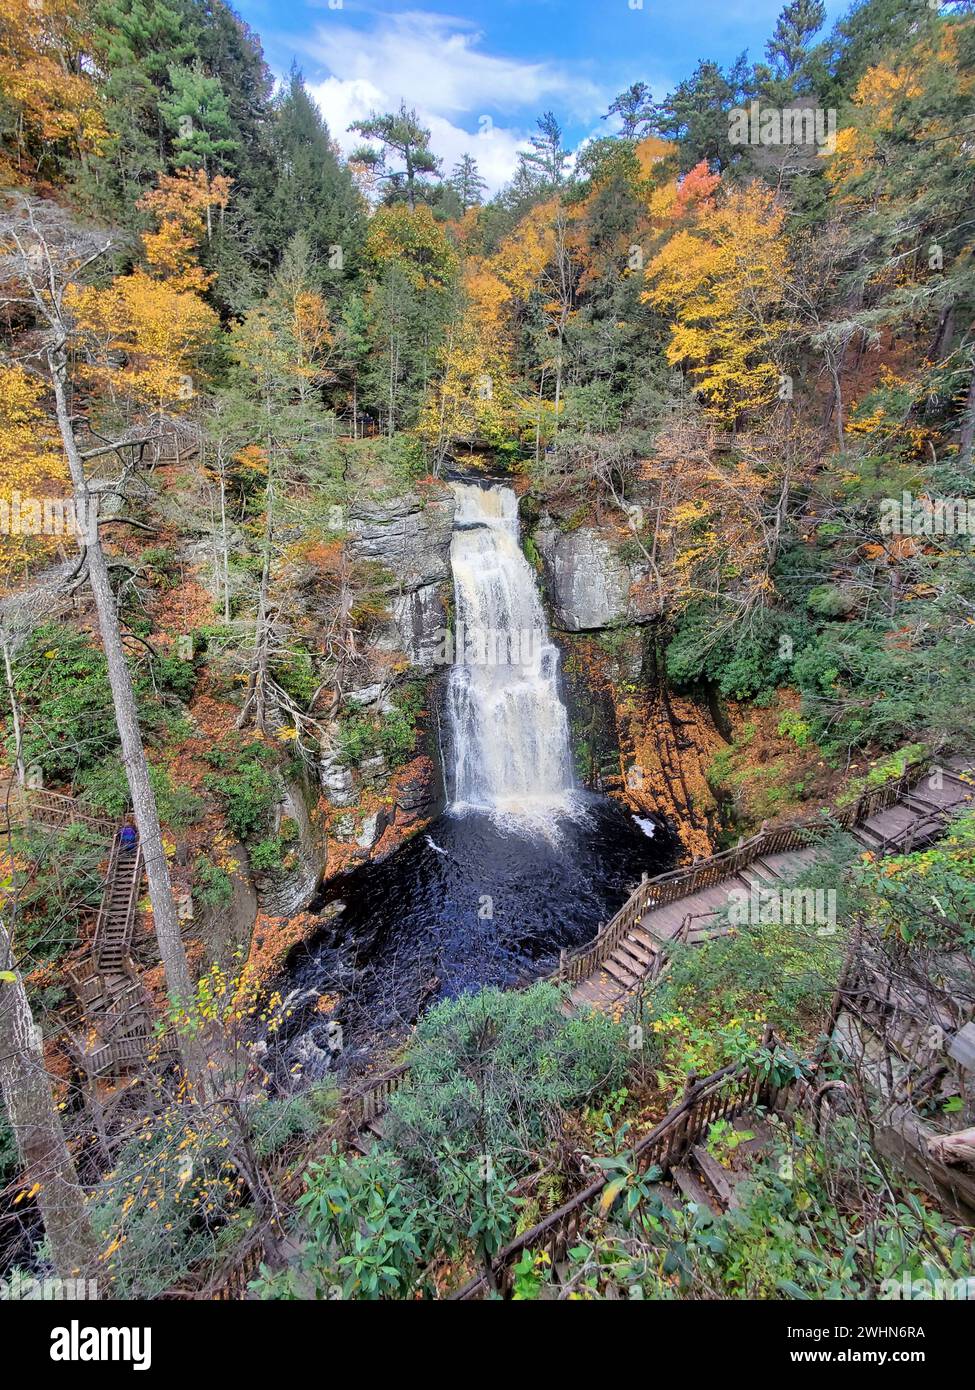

{"left": 447, "top": 481, "right": 574, "bottom": 820}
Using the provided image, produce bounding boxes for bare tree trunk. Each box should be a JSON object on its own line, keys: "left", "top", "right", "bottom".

{"left": 550, "top": 205, "right": 572, "bottom": 440}
{"left": 535, "top": 372, "right": 544, "bottom": 475}
{"left": 388, "top": 333, "right": 399, "bottom": 437}
{"left": 217, "top": 451, "right": 231, "bottom": 623}
{"left": 239, "top": 539, "right": 272, "bottom": 731}
{"left": 238, "top": 408, "right": 276, "bottom": 732}
{"left": 959, "top": 362, "right": 975, "bottom": 471}
{"left": 0, "top": 913, "right": 100, "bottom": 1280}
{"left": 1, "top": 636, "right": 25, "bottom": 787}
{"left": 48, "top": 348, "right": 195, "bottom": 1019}
{"left": 830, "top": 357, "right": 845, "bottom": 455}
{"left": 928, "top": 303, "right": 954, "bottom": 364}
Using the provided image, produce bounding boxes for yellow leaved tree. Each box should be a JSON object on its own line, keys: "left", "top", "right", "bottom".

{"left": 137, "top": 169, "right": 233, "bottom": 292}
{"left": 66, "top": 169, "right": 224, "bottom": 412}
{"left": 0, "top": 0, "right": 106, "bottom": 182}
{"left": 365, "top": 203, "right": 457, "bottom": 291}
{"left": 419, "top": 263, "right": 520, "bottom": 460}
{"left": 230, "top": 234, "right": 335, "bottom": 408}
{"left": 643, "top": 182, "right": 791, "bottom": 424}
{"left": 419, "top": 201, "right": 559, "bottom": 463}
{"left": 0, "top": 363, "right": 66, "bottom": 577}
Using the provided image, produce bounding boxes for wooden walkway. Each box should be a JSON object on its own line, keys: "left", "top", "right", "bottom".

{"left": 564, "top": 755, "right": 975, "bottom": 1014}
{"left": 67, "top": 830, "right": 167, "bottom": 1079}
{"left": 0, "top": 784, "right": 118, "bottom": 839}
{"left": 1, "top": 786, "right": 167, "bottom": 1077}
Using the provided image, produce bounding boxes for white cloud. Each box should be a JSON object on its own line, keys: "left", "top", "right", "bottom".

{"left": 308, "top": 74, "right": 385, "bottom": 139}
{"left": 296, "top": 9, "right": 608, "bottom": 194}
{"left": 303, "top": 10, "right": 602, "bottom": 119}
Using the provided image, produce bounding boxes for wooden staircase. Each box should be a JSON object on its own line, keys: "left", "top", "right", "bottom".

{"left": 668, "top": 1118, "right": 771, "bottom": 1216}
{"left": 450, "top": 1045, "right": 795, "bottom": 1299}
{"left": 93, "top": 834, "right": 142, "bottom": 974}
{"left": 3, "top": 793, "right": 173, "bottom": 1080}
{"left": 66, "top": 830, "right": 166, "bottom": 1079}
{"left": 561, "top": 755, "right": 975, "bottom": 1013}
{"left": 568, "top": 920, "right": 664, "bottom": 1008}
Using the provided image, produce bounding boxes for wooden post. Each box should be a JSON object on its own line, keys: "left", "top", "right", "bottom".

{"left": 675, "top": 1073, "right": 698, "bottom": 1163}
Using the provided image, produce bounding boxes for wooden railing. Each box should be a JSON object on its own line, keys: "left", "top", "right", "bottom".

{"left": 169, "top": 1064, "right": 414, "bottom": 1298}
{"left": 347, "top": 1063, "right": 411, "bottom": 1129}
{"left": 208, "top": 1239, "right": 267, "bottom": 1301}
{"left": 82, "top": 1024, "right": 179, "bottom": 1079}
{"left": 91, "top": 833, "right": 123, "bottom": 965}
{"left": 0, "top": 785, "right": 119, "bottom": 839}
{"left": 548, "top": 757, "right": 932, "bottom": 989}
{"left": 65, "top": 955, "right": 99, "bottom": 1000}
{"left": 93, "top": 838, "right": 143, "bottom": 970}
{"left": 157, "top": 1231, "right": 267, "bottom": 1302}
{"left": 450, "top": 1044, "right": 795, "bottom": 1300}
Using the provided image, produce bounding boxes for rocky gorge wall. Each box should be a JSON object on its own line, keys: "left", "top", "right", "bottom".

{"left": 315, "top": 485, "right": 455, "bottom": 860}
{"left": 230, "top": 487, "right": 457, "bottom": 983}
{"left": 345, "top": 487, "right": 456, "bottom": 675}
{"left": 535, "top": 519, "right": 659, "bottom": 631}
{"left": 532, "top": 509, "right": 724, "bottom": 861}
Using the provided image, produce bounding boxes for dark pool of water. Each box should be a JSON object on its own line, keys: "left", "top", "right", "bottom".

{"left": 275, "top": 794, "right": 679, "bottom": 1075}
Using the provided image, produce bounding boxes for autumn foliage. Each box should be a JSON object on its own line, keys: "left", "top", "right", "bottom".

{"left": 0, "top": 0, "right": 106, "bottom": 182}
{"left": 67, "top": 170, "right": 223, "bottom": 410}
{"left": 0, "top": 363, "right": 65, "bottom": 574}
{"left": 644, "top": 182, "right": 791, "bottom": 423}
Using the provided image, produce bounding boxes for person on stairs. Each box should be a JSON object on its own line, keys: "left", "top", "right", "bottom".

{"left": 119, "top": 818, "right": 138, "bottom": 850}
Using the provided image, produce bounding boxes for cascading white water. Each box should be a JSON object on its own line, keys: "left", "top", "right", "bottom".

{"left": 447, "top": 481, "right": 574, "bottom": 816}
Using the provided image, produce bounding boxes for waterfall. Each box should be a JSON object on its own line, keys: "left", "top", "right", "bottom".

{"left": 447, "top": 481, "right": 574, "bottom": 817}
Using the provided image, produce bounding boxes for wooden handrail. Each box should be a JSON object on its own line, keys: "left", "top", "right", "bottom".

{"left": 343, "top": 1063, "right": 412, "bottom": 1134}
{"left": 93, "top": 836, "right": 143, "bottom": 970}
{"left": 547, "top": 757, "right": 933, "bottom": 987}
{"left": 1, "top": 786, "right": 119, "bottom": 839}
{"left": 450, "top": 1040, "right": 792, "bottom": 1300}
{"left": 92, "top": 834, "right": 123, "bottom": 964}
{"left": 167, "top": 1067, "right": 412, "bottom": 1300}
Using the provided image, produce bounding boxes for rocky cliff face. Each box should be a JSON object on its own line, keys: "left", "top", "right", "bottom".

{"left": 347, "top": 488, "right": 455, "bottom": 673}
{"left": 535, "top": 520, "right": 657, "bottom": 632}
{"left": 558, "top": 626, "right": 722, "bottom": 861}
{"left": 530, "top": 516, "right": 720, "bottom": 858}
{"left": 255, "top": 779, "right": 328, "bottom": 917}
{"left": 314, "top": 488, "right": 453, "bottom": 862}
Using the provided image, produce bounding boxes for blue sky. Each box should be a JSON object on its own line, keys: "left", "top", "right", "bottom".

{"left": 233, "top": 0, "right": 852, "bottom": 191}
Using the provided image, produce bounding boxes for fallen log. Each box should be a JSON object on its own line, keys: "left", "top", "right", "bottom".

{"left": 927, "top": 1126, "right": 975, "bottom": 1168}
